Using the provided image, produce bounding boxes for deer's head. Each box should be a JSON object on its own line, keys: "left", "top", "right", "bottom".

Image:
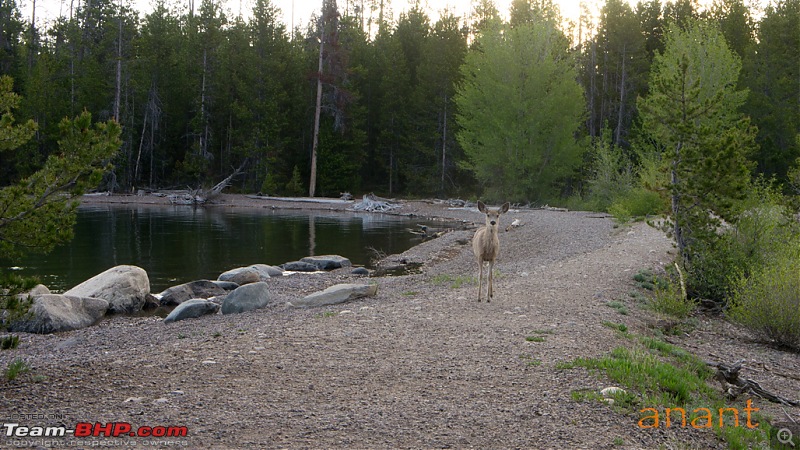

{"left": 477, "top": 201, "right": 510, "bottom": 230}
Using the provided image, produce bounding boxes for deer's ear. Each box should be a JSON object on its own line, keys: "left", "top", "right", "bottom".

{"left": 477, "top": 201, "right": 486, "bottom": 213}
{"left": 500, "top": 202, "right": 510, "bottom": 214}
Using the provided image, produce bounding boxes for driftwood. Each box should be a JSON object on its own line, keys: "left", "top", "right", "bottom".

{"left": 351, "top": 193, "right": 399, "bottom": 212}
{"left": 168, "top": 161, "right": 247, "bottom": 205}
{"left": 707, "top": 360, "right": 800, "bottom": 407}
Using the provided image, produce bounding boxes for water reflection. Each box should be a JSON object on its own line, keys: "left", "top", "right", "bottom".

{"left": 5, "top": 204, "right": 444, "bottom": 292}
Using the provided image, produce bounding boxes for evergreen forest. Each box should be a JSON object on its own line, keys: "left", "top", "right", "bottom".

{"left": 0, "top": 0, "right": 797, "bottom": 204}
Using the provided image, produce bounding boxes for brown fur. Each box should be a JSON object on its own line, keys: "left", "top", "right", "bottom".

{"left": 472, "top": 201, "right": 510, "bottom": 302}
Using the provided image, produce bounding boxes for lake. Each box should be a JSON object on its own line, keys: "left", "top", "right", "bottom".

{"left": 5, "top": 204, "right": 445, "bottom": 292}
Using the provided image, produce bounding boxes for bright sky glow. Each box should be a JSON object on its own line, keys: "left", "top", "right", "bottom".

{"left": 21, "top": 0, "right": 770, "bottom": 33}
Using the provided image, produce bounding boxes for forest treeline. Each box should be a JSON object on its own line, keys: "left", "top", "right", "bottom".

{"left": 0, "top": 0, "right": 797, "bottom": 202}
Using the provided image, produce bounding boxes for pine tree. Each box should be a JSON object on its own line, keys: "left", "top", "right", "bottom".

{"left": 455, "top": 14, "right": 584, "bottom": 203}
{"left": 637, "top": 20, "right": 756, "bottom": 270}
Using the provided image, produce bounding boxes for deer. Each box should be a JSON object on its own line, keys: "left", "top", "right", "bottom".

{"left": 472, "top": 201, "right": 510, "bottom": 302}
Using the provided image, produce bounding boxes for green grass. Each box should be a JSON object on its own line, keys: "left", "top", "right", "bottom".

{"left": 607, "top": 300, "right": 629, "bottom": 315}
{"left": 431, "top": 274, "right": 477, "bottom": 289}
{"left": 558, "top": 334, "right": 771, "bottom": 448}
{"left": 1, "top": 335, "right": 20, "bottom": 350}
{"left": 602, "top": 321, "right": 629, "bottom": 335}
{"left": 317, "top": 311, "right": 337, "bottom": 318}
{"left": 5, "top": 358, "right": 30, "bottom": 381}
{"left": 525, "top": 336, "right": 546, "bottom": 342}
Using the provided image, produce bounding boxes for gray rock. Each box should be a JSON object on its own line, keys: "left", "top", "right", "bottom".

{"left": 287, "top": 283, "right": 378, "bottom": 308}
{"left": 64, "top": 265, "right": 150, "bottom": 314}
{"left": 250, "top": 264, "right": 284, "bottom": 277}
{"left": 218, "top": 264, "right": 278, "bottom": 285}
{"left": 280, "top": 261, "right": 319, "bottom": 272}
{"left": 300, "top": 255, "right": 352, "bottom": 270}
{"left": 9, "top": 294, "right": 109, "bottom": 334}
{"left": 163, "top": 299, "right": 220, "bottom": 323}
{"left": 16, "top": 284, "right": 51, "bottom": 301}
{"left": 351, "top": 267, "right": 370, "bottom": 276}
{"left": 142, "top": 294, "right": 160, "bottom": 310}
{"left": 158, "top": 280, "right": 228, "bottom": 306}
{"left": 221, "top": 282, "right": 270, "bottom": 315}
{"left": 211, "top": 280, "right": 240, "bottom": 291}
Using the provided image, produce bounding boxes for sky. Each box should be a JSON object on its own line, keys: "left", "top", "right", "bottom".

{"left": 21, "top": 0, "right": 770, "bottom": 32}
{"left": 20, "top": 0, "right": 631, "bottom": 30}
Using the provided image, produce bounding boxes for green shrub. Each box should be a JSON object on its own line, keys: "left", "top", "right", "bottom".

{"left": 687, "top": 179, "right": 795, "bottom": 303}
{"left": 728, "top": 248, "right": 800, "bottom": 350}
{"left": 5, "top": 358, "right": 29, "bottom": 381}
{"left": 608, "top": 187, "right": 665, "bottom": 222}
{"left": 649, "top": 267, "right": 695, "bottom": 319}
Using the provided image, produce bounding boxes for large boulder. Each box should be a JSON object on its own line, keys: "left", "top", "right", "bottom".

{"left": 64, "top": 265, "right": 150, "bottom": 314}
{"left": 221, "top": 282, "right": 270, "bottom": 315}
{"left": 163, "top": 299, "right": 220, "bottom": 323}
{"left": 287, "top": 283, "right": 378, "bottom": 308}
{"left": 9, "top": 294, "right": 108, "bottom": 334}
{"left": 300, "top": 255, "right": 352, "bottom": 271}
{"left": 158, "top": 280, "right": 228, "bottom": 306}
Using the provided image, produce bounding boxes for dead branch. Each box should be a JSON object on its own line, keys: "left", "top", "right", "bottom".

{"left": 351, "top": 193, "right": 399, "bottom": 212}
{"left": 706, "top": 360, "right": 800, "bottom": 407}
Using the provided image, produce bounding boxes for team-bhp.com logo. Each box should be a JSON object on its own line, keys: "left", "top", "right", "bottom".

{"left": 4, "top": 422, "right": 187, "bottom": 438}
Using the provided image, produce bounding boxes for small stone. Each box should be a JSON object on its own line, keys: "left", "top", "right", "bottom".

{"left": 123, "top": 397, "right": 143, "bottom": 403}
{"left": 170, "top": 390, "right": 185, "bottom": 395}
{"left": 600, "top": 387, "right": 626, "bottom": 397}
{"left": 154, "top": 398, "right": 169, "bottom": 404}
{"left": 201, "top": 360, "right": 216, "bottom": 364}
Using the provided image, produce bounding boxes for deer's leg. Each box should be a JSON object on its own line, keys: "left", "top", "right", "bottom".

{"left": 487, "top": 260, "right": 493, "bottom": 302}
{"left": 477, "top": 260, "right": 484, "bottom": 302}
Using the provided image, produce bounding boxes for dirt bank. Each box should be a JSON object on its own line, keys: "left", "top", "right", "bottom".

{"left": 1, "top": 195, "right": 797, "bottom": 449}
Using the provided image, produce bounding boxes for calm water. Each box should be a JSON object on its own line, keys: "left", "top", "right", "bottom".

{"left": 5, "top": 204, "right": 443, "bottom": 292}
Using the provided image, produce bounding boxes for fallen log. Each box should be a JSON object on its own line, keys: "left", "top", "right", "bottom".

{"left": 706, "top": 360, "right": 800, "bottom": 407}
{"left": 351, "top": 193, "right": 399, "bottom": 212}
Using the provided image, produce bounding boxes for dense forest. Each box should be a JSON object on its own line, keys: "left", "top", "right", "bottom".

{"left": 0, "top": 0, "right": 797, "bottom": 203}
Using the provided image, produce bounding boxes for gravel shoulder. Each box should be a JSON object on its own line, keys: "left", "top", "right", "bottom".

{"left": 1, "top": 195, "right": 798, "bottom": 449}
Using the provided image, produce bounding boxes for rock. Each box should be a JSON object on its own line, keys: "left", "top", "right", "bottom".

{"left": 64, "top": 265, "right": 150, "bottom": 314}
{"left": 163, "top": 299, "right": 220, "bottom": 323}
{"left": 218, "top": 264, "right": 279, "bottom": 285}
{"left": 142, "top": 294, "right": 160, "bottom": 310}
{"left": 211, "top": 281, "right": 240, "bottom": 291}
{"left": 287, "top": 283, "right": 378, "bottom": 308}
{"left": 280, "top": 261, "right": 319, "bottom": 272}
{"left": 300, "top": 255, "right": 352, "bottom": 271}
{"left": 158, "top": 280, "right": 228, "bottom": 306}
{"left": 9, "top": 294, "right": 109, "bottom": 334}
{"left": 250, "top": 264, "right": 284, "bottom": 277}
{"left": 351, "top": 267, "right": 370, "bottom": 276}
{"left": 16, "top": 284, "right": 51, "bottom": 301}
{"left": 600, "top": 387, "right": 626, "bottom": 397}
{"left": 218, "top": 267, "right": 262, "bottom": 285}
{"left": 221, "top": 282, "right": 270, "bottom": 315}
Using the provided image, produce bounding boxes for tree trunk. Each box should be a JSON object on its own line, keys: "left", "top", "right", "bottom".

{"left": 615, "top": 44, "right": 626, "bottom": 145}
{"left": 309, "top": 18, "right": 324, "bottom": 197}
{"left": 441, "top": 95, "right": 447, "bottom": 193}
{"left": 113, "top": 8, "right": 122, "bottom": 121}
